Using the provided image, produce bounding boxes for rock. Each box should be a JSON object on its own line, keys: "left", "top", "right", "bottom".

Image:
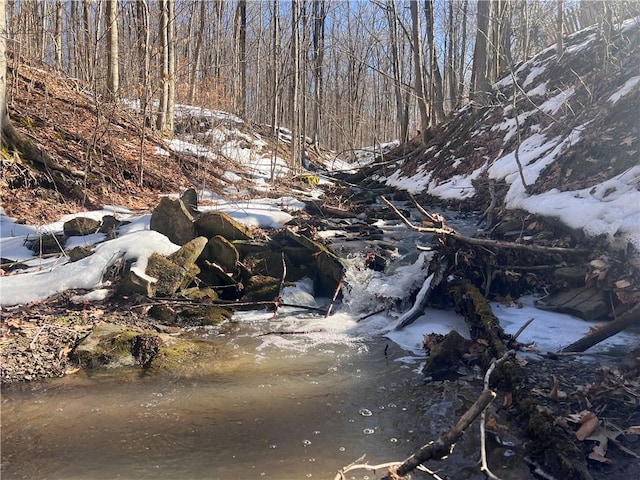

{"left": 168, "top": 236, "right": 208, "bottom": 267}
{"left": 66, "top": 246, "right": 93, "bottom": 262}
{"left": 201, "top": 235, "right": 239, "bottom": 271}
{"left": 242, "top": 275, "right": 280, "bottom": 302}
{"left": 118, "top": 265, "right": 154, "bottom": 296}
{"left": 179, "top": 305, "right": 233, "bottom": 326}
{"left": 179, "top": 286, "right": 219, "bottom": 301}
{"left": 146, "top": 253, "right": 199, "bottom": 296}
{"left": 536, "top": 286, "right": 610, "bottom": 321}
{"left": 148, "top": 304, "right": 178, "bottom": 324}
{"left": 72, "top": 323, "right": 140, "bottom": 369}
{"left": 180, "top": 188, "right": 199, "bottom": 216}
{"left": 196, "top": 211, "right": 252, "bottom": 241}
{"left": 63, "top": 217, "right": 101, "bottom": 236}
{"left": 71, "top": 322, "right": 221, "bottom": 372}
{"left": 99, "top": 215, "right": 120, "bottom": 239}
{"left": 25, "top": 233, "right": 66, "bottom": 255}
{"left": 422, "top": 330, "right": 468, "bottom": 381}
{"left": 283, "top": 228, "right": 344, "bottom": 296}
{"left": 150, "top": 196, "right": 197, "bottom": 245}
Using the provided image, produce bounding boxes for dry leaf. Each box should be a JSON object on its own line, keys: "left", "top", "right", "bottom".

{"left": 576, "top": 413, "right": 600, "bottom": 441}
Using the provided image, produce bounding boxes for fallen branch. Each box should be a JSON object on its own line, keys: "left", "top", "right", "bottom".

{"left": 380, "top": 196, "right": 587, "bottom": 255}
{"left": 394, "top": 256, "right": 447, "bottom": 330}
{"left": 560, "top": 303, "right": 640, "bottom": 353}
{"left": 325, "top": 276, "right": 344, "bottom": 318}
{"left": 382, "top": 390, "right": 497, "bottom": 479}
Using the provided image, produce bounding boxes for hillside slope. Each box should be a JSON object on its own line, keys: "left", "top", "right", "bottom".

{"left": 368, "top": 17, "right": 639, "bottom": 253}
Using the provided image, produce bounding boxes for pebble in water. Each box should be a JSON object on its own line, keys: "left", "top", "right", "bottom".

{"left": 363, "top": 428, "right": 375, "bottom": 435}
{"left": 358, "top": 408, "right": 372, "bottom": 417}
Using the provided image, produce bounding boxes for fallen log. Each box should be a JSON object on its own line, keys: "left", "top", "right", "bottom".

{"left": 560, "top": 303, "right": 640, "bottom": 353}
{"left": 380, "top": 195, "right": 588, "bottom": 255}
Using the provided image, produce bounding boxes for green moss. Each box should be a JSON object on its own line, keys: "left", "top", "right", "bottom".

{"left": 152, "top": 338, "right": 218, "bottom": 371}
{"left": 179, "top": 305, "right": 233, "bottom": 326}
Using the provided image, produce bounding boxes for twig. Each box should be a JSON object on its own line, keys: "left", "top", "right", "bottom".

{"left": 29, "top": 324, "right": 48, "bottom": 350}
{"left": 512, "top": 318, "right": 535, "bottom": 342}
{"left": 356, "top": 307, "right": 387, "bottom": 322}
{"left": 480, "top": 350, "right": 516, "bottom": 480}
{"left": 325, "top": 275, "right": 344, "bottom": 318}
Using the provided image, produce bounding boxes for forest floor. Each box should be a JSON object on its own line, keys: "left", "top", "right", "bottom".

{"left": 2, "top": 60, "right": 640, "bottom": 480}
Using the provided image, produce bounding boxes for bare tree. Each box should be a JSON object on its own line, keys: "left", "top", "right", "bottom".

{"left": 410, "top": 0, "right": 429, "bottom": 142}
{"left": 471, "top": 0, "right": 492, "bottom": 104}
{"left": 105, "top": 0, "right": 119, "bottom": 95}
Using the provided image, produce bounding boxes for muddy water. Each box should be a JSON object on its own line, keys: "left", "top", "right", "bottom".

{"left": 1, "top": 332, "right": 446, "bottom": 480}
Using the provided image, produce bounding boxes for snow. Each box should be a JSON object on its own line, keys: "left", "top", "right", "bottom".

{"left": 539, "top": 87, "right": 575, "bottom": 115}
{"left": 608, "top": 76, "right": 640, "bottom": 105}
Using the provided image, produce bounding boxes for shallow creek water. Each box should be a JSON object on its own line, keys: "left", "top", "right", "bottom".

{"left": 1, "top": 332, "right": 461, "bottom": 480}
{"left": 2, "top": 209, "right": 530, "bottom": 480}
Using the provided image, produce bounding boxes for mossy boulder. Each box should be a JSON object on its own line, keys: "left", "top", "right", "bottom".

{"left": 63, "top": 217, "right": 101, "bottom": 236}
{"left": 168, "top": 236, "right": 208, "bottom": 267}
{"left": 146, "top": 253, "right": 193, "bottom": 296}
{"left": 66, "top": 245, "right": 93, "bottom": 262}
{"left": 179, "top": 305, "right": 234, "bottom": 326}
{"left": 72, "top": 323, "right": 140, "bottom": 369}
{"left": 150, "top": 196, "right": 197, "bottom": 246}
{"left": 242, "top": 275, "right": 280, "bottom": 302}
{"left": 71, "top": 322, "right": 223, "bottom": 373}
{"left": 422, "top": 330, "right": 468, "bottom": 381}
{"left": 196, "top": 211, "right": 252, "bottom": 241}
{"left": 201, "top": 235, "right": 239, "bottom": 271}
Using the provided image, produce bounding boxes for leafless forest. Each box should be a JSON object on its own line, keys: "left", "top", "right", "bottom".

{"left": 2, "top": 1, "right": 639, "bottom": 157}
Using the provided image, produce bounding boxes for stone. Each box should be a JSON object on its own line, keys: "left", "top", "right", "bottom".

{"left": 242, "top": 275, "right": 280, "bottom": 302}
{"left": 150, "top": 196, "right": 197, "bottom": 246}
{"left": 422, "top": 330, "right": 468, "bottom": 381}
{"left": 196, "top": 211, "right": 252, "bottom": 241}
{"left": 66, "top": 246, "right": 93, "bottom": 262}
{"left": 168, "top": 236, "right": 208, "bottom": 267}
{"left": 63, "top": 217, "right": 101, "bottom": 236}
{"left": 146, "top": 253, "right": 199, "bottom": 296}
{"left": 72, "top": 323, "right": 139, "bottom": 369}
{"left": 283, "top": 228, "right": 344, "bottom": 296}
{"left": 180, "top": 188, "right": 199, "bottom": 216}
{"left": 201, "top": 235, "right": 239, "bottom": 271}
{"left": 148, "top": 304, "right": 178, "bottom": 324}
{"left": 99, "top": 215, "right": 121, "bottom": 239}
{"left": 25, "top": 233, "right": 66, "bottom": 255}
{"left": 179, "top": 305, "right": 234, "bottom": 326}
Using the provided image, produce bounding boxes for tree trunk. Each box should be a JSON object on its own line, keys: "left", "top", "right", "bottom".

{"left": 157, "top": 0, "right": 169, "bottom": 131}
{"left": 471, "top": 0, "right": 492, "bottom": 104}
{"left": 166, "top": 0, "right": 175, "bottom": 133}
{"left": 290, "top": 0, "right": 301, "bottom": 166}
{"left": 311, "top": 0, "right": 325, "bottom": 148}
{"left": 234, "top": 0, "right": 247, "bottom": 117}
{"left": 188, "top": 0, "right": 206, "bottom": 104}
{"left": 410, "top": 0, "right": 429, "bottom": 142}
{"left": 1, "top": 0, "right": 10, "bottom": 147}
{"left": 270, "top": 0, "right": 280, "bottom": 136}
{"left": 424, "top": 0, "right": 445, "bottom": 125}
{"left": 54, "top": 0, "right": 63, "bottom": 70}
{"left": 105, "top": 0, "right": 119, "bottom": 95}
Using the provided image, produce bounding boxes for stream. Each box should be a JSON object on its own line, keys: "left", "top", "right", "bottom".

{"left": 0, "top": 207, "right": 536, "bottom": 480}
